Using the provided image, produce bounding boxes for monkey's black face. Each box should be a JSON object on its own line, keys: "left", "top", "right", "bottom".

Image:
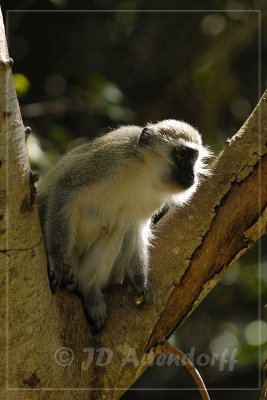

{"left": 172, "top": 145, "right": 199, "bottom": 189}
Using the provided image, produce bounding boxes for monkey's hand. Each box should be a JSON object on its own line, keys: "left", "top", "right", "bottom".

{"left": 48, "top": 269, "right": 61, "bottom": 294}
{"left": 135, "top": 281, "right": 155, "bottom": 306}
{"left": 48, "top": 264, "right": 75, "bottom": 294}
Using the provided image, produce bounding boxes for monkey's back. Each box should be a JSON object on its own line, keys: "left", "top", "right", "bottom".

{"left": 38, "top": 125, "right": 142, "bottom": 200}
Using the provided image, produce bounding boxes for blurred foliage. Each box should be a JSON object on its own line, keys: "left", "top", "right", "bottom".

{"left": 4, "top": 0, "right": 267, "bottom": 398}
{"left": 13, "top": 72, "right": 30, "bottom": 95}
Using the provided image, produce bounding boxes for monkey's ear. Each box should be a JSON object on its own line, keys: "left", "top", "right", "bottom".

{"left": 139, "top": 127, "right": 153, "bottom": 147}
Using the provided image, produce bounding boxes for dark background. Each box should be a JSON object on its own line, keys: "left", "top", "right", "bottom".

{"left": 3, "top": 0, "right": 267, "bottom": 398}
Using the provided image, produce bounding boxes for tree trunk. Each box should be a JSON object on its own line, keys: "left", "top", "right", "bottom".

{"left": 0, "top": 7, "right": 266, "bottom": 400}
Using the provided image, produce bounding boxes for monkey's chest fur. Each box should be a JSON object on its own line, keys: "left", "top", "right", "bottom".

{"left": 65, "top": 198, "right": 152, "bottom": 291}
{"left": 66, "top": 210, "right": 123, "bottom": 289}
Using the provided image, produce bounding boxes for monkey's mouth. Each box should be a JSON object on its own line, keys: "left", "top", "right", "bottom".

{"left": 173, "top": 168, "right": 195, "bottom": 189}
{"left": 179, "top": 177, "right": 194, "bottom": 189}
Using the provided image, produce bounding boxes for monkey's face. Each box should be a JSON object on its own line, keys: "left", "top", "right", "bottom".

{"left": 139, "top": 120, "right": 212, "bottom": 196}
{"left": 171, "top": 143, "right": 199, "bottom": 190}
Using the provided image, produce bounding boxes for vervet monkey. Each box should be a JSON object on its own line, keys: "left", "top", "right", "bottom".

{"left": 38, "top": 120, "right": 212, "bottom": 334}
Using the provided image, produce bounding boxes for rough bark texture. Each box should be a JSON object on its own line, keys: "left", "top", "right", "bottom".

{"left": 0, "top": 7, "right": 266, "bottom": 400}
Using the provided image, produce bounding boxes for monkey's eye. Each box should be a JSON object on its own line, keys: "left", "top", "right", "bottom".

{"left": 174, "top": 146, "right": 187, "bottom": 159}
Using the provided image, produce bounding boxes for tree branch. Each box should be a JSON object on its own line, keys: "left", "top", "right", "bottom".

{"left": 155, "top": 342, "right": 211, "bottom": 400}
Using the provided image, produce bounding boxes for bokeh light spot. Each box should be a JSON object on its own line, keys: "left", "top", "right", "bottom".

{"left": 14, "top": 73, "right": 30, "bottom": 96}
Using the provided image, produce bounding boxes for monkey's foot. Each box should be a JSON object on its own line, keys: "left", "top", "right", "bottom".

{"left": 82, "top": 290, "right": 107, "bottom": 335}
{"left": 90, "top": 321, "right": 106, "bottom": 336}
{"left": 85, "top": 305, "right": 107, "bottom": 336}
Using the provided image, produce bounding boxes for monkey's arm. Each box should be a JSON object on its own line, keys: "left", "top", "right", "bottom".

{"left": 127, "top": 225, "right": 155, "bottom": 305}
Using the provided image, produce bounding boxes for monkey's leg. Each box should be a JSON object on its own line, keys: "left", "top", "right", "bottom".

{"left": 46, "top": 190, "right": 75, "bottom": 293}
{"left": 77, "top": 232, "right": 123, "bottom": 333}
{"left": 81, "top": 288, "right": 107, "bottom": 335}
